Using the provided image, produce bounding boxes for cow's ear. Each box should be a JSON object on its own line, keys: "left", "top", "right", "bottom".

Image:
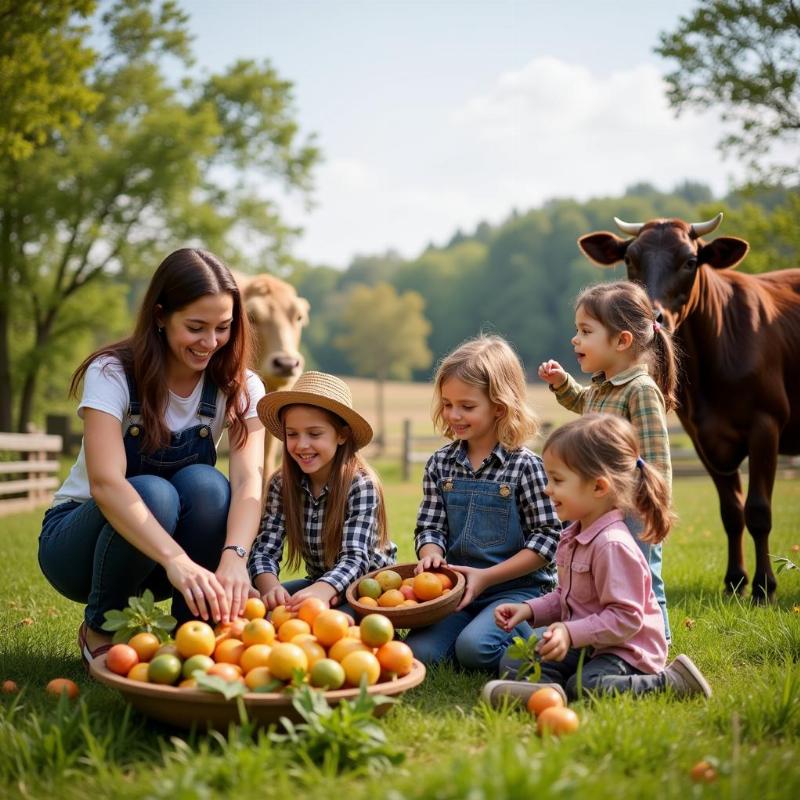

{"left": 577, "top": 232, "right": 630, "bottom": 267}
{"left": 698, "top": 236, "right": 749, "bottom": 271}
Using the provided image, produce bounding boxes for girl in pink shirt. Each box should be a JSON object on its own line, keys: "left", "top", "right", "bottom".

{"left": 484, "top": 414, "right": 711, "bottom": 704}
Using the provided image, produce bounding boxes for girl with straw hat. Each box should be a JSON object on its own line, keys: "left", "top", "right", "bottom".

{"left": 249, "top": 372, "right": 397, "bottom": 612}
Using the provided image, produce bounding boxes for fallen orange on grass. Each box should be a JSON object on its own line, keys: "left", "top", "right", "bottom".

{"left": 536, "top": 706, "right": 579, "bottom": 737}
{"left": 45, "top": 678, "right": 79, "bottom": 699}
{"left": 527, "top": 687, "right": 565, "bottom": 717}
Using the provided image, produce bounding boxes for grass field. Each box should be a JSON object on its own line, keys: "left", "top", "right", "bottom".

{"left": 2, "top": 377, "right": 799, "bottom": 798}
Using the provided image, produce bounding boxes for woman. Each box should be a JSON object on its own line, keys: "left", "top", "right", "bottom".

{"left": 38, "top": 248, "right": 266, "bottom": 666}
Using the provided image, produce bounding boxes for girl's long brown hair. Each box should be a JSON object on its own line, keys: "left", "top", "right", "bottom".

{"left": 576, "top": 281, "right": 680, "bottom": 411}
{"left": 279, "top": 407, "right": 389, "bottom": 571}
{"left": 70, "top": 248, "right": 252, "bottom": 452}
{"left": 544, "top": 414, "right": 676, "bottom": 543}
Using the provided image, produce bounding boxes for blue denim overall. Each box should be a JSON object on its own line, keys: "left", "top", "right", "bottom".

{"left": 38, "top": 370, "right": 231, "bottom": 630}
{"left": 405, "top": 476, "right": 555, "bottom": 671}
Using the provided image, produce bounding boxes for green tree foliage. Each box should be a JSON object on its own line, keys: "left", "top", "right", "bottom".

{"left": 0, "top": 0, "right": 319, "bottom": 430}
{"left": 656, "top": 0, "right": 800, "bottom": 180}
{"left": 335, "top": 283, "right": 432, "bottom": 451}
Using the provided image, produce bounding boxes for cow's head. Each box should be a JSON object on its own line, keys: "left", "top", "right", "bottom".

{"left": 577, "top": 213, "right": 749, "bottom": 327}
{"left": 240, "top": 274, "right": 310, "bottom": 391}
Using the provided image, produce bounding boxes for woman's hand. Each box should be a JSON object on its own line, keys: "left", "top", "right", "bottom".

{"left": 416, "top": 544, "right": 447, "bottom": 574}
{"left": 449, "top": 564, "right": 490, "bottom": 610}
{"left": 285, "top": 581, "right": 338, "bottom": 612}
{"left": 494, "top": 602, "right": 532, "bottom": 631}
{"left": 538, "top": 360, "right": 567, "bottom": 388}
{"left": 215, "top": 552, "right": 254, "bottom": 622}
{"left": 164, "top": 553, "right": 229, "bottom": 623}
{"left": 261, "top": 583, "right": 291, "bottom": 611}
{"left": 538, "top": 622, "right": 571, "bottom": 662}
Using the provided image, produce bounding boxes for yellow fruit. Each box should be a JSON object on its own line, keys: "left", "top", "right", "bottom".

{"left": 377, "top": 589, "right": 405, "bottom": 607}
{"left": 239, "top": 644, "right": 273, "bottom": 673}
{"left": 328, "top": 637, "right": 370, "bottom": 663}
{"left": 241, "top": 618, "right": 276, "bottom": 646}
{"left": 126, "top": 662, "right": 151, "bottom": 682}
{"left": 243, "top": 597, "right": 267, "bottom": 620}
{"left": 312, "top": 609, "right": 350, "bottom": 647}
{"left": 359, "top": 613, "right": 394, "bottom": 647}
{"left": 296, "top": 639, "right": 327, "bottom": 668}
{"left": 375, "top": 569, "right": 403, "bottom": 591}
{"left": 359, "top": 596, "right": 378, "bottom": 607}
{"left": 278, "top": 618, "right": 311, "bottom": 642}
{"left": 214, "top": 638, "right": 246, "bottom": 664}
{"left": 341, "top": 650, "right": 381, "bottom": 687}
{"left": 297, "top": 597, "right": 327, "bottom": 624}
{"left": 270, "top": 605, "right": 296, "bottom": 629}
{"left": 268, "top": 642, "right": 308, "bottom": 681}
{"left": 127, "top": 632, "right": 161, "bottom": 662}
{"left": 175, "top": 620, "right": 216, "bottom": 658}
{"left": 244, "top": 666, "right": 273, "bottom": 690}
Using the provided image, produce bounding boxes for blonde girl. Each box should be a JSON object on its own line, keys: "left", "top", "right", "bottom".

{"left": 484, "top": 414, "right": 711, "bottom": 704}
{"left": 538, "top": 280, "right": 677, "bottom": 641}
{"left": 249, "top": 372, "right": 396, "bottom": 611}
{"left": 406, "top": 335, "right": 561, "bottom": 671}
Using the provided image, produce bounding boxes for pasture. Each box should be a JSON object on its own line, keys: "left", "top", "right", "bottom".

{"left": 2, "top": 379, "right": 799, "bottom": 799}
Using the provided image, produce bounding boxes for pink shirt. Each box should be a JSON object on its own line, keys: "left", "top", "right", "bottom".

{"left": 526, "top": 509, "right": 667, "bottom": 674}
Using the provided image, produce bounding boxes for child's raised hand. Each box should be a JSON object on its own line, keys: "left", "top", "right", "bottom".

{"left": 538, "top": 360, "right": 567, "bottom": 388}
{"left": 537, "top": 622, "right": 571, "bottom": 662}
{"left": 494, "top": 602, "right": 532, "bottom": 631}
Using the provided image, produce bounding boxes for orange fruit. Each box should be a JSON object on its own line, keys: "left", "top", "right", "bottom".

{"left": 432, "top": 571, "right": 453, "bottom": 590}
{"left": 536, "top": 706, "right": 580, "bottom": 737}
{"left": 358, "top": 578, "right": 382, "bottom": 600}
{"left": 268, "top": 642, "right": 308, "bottom": 681}
{"left": 175, "top": 620, "right": 216, "bottom": 658}
{"left": 2, "top": 680, "right": 19, "bottom": 693}
{"left": 278, "top": 618, "right": 311, "bottom": 642}
{"left": 45, "top": 678, "right": 79, "bottom": 699}
{"left": 127, "top": 632, "right": 160, "bottom": 662}
{"left": 413, "top": 572, "right": 443, "bottom": 601}
{"left": 359, "top": 613, "right": 394, "bottom": 647}
{"left": 243, "top": 597, "right": 267, "bottom": 620}
{"left": 690, "top": 760, "right": 718, "bottom": 783}
{"left": 359, "top": 596, "right": 378, "bottom": 608}
{"left": 296, "top": 639, "right": 327, "bottom": 668}
{"left": 309, "top": 658, "right": 346, "bottom": 690}
{"left": 126, "top": 662, "right": 150, "bottom": 682}
{"left": 207, "top": 662, "right": 244, "bottom": 683}
{"left": 375, "top": 569, "right": 402, "bottom": 591}
{"left": 106, "top": 644, "right": 139, "bottom": 676}
{"left": 182, "top": 654, "right": 214, "bottom": 679}
{"left": 341, "top": 650, "right": 381, "bottom": 687}
{"left": 214, "top": 638, "right": 247, "bottom": 664}
{"left": 270, "top": 605, "right": 296, "bottom": 629}
{"left": 377, "top": 589, "right": 405, "bottom": 607}
{"left": 148, "top": 654, "right": 182, "bottom": 685}
{"left": 401, "top": 577, "right": 416, "bottom": 587}
{"left": 154, "top": 643, "right": 180, "bottom": 659}
{"left": 178, "top": 677, "right": 198, "bottom": 689}
{"left": 297, "top": 597, "right": 327, "bottom": 624}
{"left": 399, "top": 585, "right": 417, "bottom": 601}
{"left": 346, "top": 625, "right": 362, "bottom": 639}
{"left": 376, "top": 641, "right": 414, "bottom": 677}
{"left": 245, "top": 666, "right": 273, "bottom": 690}
{"left": 527, "top": 687, "right": 565, "bottom": 717}
{"left": 214, "top": 617, "right": 247, "bottom": 639}
{"left": 400, "top": 599, "right": 419, "bottom": 607}
{"left": 242, "top": 618, "right": 276, "bottom": 646}
{"left": 328, "top": 637, "right": 370, "bottom": 663}
{"left": 312, "top": 609, "right": 350, "bottom": 646}
{"left": 239, "top": 644, "right": 273, "bottom": 674}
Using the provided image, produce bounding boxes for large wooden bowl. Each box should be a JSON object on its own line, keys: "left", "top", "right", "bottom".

{"left": 345, "top": 562, "right": 465, "bottom": 628}
{"left": 89, "top": 654, "right": 425, "bottom": 731}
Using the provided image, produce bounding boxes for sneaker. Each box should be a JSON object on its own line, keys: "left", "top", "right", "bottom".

{"left": 663, "top": 654, "right": 712, "bottom": 698}
{"left": 481, "top": 679, "right": 568, "bottom": 709}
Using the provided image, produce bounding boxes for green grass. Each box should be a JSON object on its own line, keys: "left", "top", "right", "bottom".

{"left": 2, "top": 471, "right": 800, "bottom": 799}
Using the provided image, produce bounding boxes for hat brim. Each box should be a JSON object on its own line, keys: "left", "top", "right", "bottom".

{"left": 257, "top": 390, "right": 373, "bottom": 450}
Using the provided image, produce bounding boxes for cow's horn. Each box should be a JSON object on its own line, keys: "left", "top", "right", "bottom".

{"left": 689, "top": 212, "right": 723, "bottom": 238}
{"left": 613, "top": 217, "right": 644, "bottom": 236}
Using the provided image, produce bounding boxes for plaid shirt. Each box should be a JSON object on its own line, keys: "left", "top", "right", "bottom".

{"left": 415, "top": 440, "right": 561, "bottom": 565}
{"left": 249, "top": 470, "right": 397, "bottom": 594}
{"left": 553, "top": 364, "right": 672, "bottom": 490}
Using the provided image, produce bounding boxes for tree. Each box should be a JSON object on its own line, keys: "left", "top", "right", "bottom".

{"left": 335, "top": 283, "right": 432, "bottom": 453}
{"left": 0, "top": 0, "right": 319, "bottom": 430}
{"left": 656, "top": 0, "right": 800, "bottom": 180}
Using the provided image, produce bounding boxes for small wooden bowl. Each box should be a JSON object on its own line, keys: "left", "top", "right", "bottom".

{"left": 345, "top": 562, "right": 465, "bottom": 628}
{"left": 89, "top": 654, "right": 425, "bottom": 731}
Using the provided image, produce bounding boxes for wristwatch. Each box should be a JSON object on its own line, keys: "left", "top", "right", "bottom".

{"left": 222, "top": 545, "right": 248, "bottom": 558}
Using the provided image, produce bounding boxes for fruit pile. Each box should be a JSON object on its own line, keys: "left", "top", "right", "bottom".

{"left": 526, "top": 687, "right": 580, "bottom": 737}
{"left": 356, "top": 568, "right": 453, "bottom": 608}
{"left": 103, "top": 596, "right": 415, "bottom": 692}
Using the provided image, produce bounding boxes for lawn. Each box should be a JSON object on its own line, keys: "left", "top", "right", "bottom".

{"left": 2, "top": 464, "right": 800, "bottom": 799}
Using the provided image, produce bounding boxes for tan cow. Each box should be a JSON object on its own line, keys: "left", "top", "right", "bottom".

{"left": 233, "top": 271, "right": 310, "bottom": 474}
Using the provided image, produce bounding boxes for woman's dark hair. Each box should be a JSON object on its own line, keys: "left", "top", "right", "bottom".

{"left": 71, "top": 248, "right": 252, "bottom": 452}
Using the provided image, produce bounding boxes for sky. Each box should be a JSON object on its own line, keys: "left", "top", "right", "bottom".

{"left": 183, "top": 0, "right": 742, "bottom": 267}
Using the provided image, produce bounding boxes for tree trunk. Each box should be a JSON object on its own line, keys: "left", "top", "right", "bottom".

{"left": 375, "top": 373, "right": 386, "bottom": 455}
{"left": 16, "top": 317, "right": 54, "bottom": 432}
{"left": 0, "top": 216, "right": 13, "bottom": 431}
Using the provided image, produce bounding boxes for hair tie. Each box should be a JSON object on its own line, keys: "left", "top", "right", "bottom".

{"left": 653, "top": 321, "right": 661, "bottom": 333}
{"left": 635, "top": 456, "right": 645, "bottom": 470}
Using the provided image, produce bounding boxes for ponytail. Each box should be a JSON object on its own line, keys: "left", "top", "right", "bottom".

{"left": 634, "top": 459, "right": 676, "bottom": 543}
{"left": 651, "top": 325, "right": 680, "bottom": 412}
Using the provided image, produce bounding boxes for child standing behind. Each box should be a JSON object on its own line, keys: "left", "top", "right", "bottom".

{"left": 485, "top": 414, "right": 711, "bottom": 704}
{"left": 405, "top": 335, "right": 561, "bottom": 671}
{"left": 249, "top": 372, "right": 396, "bottom": 612}
{"left": 538, "top": 280, "right": 677, "bottom": 642}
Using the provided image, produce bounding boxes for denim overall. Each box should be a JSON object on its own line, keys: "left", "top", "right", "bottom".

{"left": 38, "top": 370, "right": 231, "bottom": 630}
{"left": 405, "top": 476, "right": 555, "bottom": 671}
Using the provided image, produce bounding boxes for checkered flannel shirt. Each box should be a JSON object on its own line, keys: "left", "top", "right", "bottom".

{"left": 553, "top": 364, "right": 672, "bottom": 490}
{"left": 414, "top": 440, "right": 561, "bottom": 566}
{"left": 249, "top": 470, "right": 397, "bottom": 594}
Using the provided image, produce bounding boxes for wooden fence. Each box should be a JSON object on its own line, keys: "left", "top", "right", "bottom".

{"left": 0, "top": 432, "right": 63, "bottom": 516}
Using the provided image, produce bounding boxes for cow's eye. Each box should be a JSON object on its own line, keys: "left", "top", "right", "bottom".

{"left": 686, "top": 258, "right": 698, "bottom": 270}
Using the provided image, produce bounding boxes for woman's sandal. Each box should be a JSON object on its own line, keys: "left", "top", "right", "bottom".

{"left": 77, "top": 621, "right": 113, "bottom": 671}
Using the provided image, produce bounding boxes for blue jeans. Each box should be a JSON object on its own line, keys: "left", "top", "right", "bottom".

{"left": 281, "top": 577, "right": 356, "bottom": 619}
{"left": 625, "top": 512, "right": 670, "bottom": 643}
{"left": 404, "top": 586, "right": 541, "bottom": 672}
{"left": 38, "top": 464, "right": 230, "bottom": 631}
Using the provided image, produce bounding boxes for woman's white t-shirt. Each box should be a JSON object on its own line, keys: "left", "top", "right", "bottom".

{"left": 53, "top": 356, "right": 266, "bottom": 504}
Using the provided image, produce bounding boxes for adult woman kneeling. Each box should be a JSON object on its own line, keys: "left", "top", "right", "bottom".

{"left": 38, "top": 249, "right": 266, "bottom": 666}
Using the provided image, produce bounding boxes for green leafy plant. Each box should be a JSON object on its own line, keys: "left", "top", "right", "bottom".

{"left": 268, "top": 681, "right": 404, "bottom": 774}
{"left": 100, "top": 589, "right": 176, "bottom": 644}
{"left": 502, "top": 632, "right": 542, "bottom": 682}
{"left": 194, "top": 673, "right": 248, "bottom": 701}
{"left": 772, "top": 554, "right": 799, "bottom": 575}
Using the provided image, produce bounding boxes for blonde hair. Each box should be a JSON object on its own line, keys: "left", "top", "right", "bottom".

{"left": 543, "top": 414, "right": 675, "bottom": 543}
{"left": 279, "top": 407, "right": 389, "bottom": 571}
{"left": 432, "top": 334, "right": 538, "bottom": 450}
{"left": 576, "top": 281, "right": 679, "bottom": 411}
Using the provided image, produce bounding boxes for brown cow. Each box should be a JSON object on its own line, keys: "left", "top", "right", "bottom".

{"left": 233, "top": 271, "right": 310, "bottom": 473}
{"left": 577, "top": 213, "right": 800, "bottom": 601}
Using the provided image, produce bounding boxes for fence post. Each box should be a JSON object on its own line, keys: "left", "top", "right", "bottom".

{"left": 401, "top": 419, "right": 412, "bottom": 482}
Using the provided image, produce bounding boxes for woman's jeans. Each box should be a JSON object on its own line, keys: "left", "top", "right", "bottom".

{"left": 38, "top": 464, "right": 230, "bottom": 631}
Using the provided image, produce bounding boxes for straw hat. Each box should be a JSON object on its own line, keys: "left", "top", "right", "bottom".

{"left": 256, "top": 371, "right": 373, "bottom": 450}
